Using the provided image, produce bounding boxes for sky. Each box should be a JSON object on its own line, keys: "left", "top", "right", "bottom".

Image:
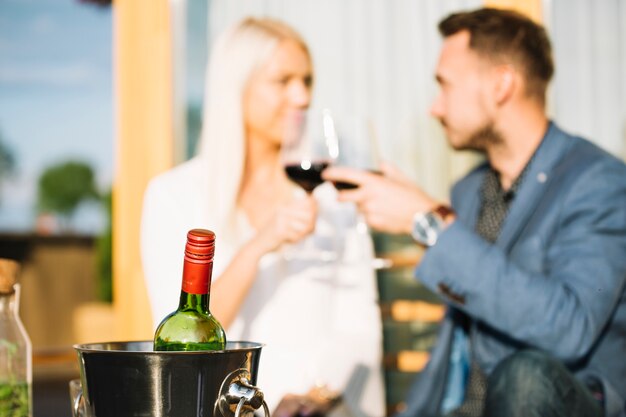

{"left": 0, "top": 0, "right": 112, "bottom": 233}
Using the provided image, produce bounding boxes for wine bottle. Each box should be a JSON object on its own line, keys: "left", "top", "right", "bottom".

{"left": 0, "top": 258, "right": 32, "bottom": 417}
{"left": 154, "top": 229, "right": 226, "bottom": 351}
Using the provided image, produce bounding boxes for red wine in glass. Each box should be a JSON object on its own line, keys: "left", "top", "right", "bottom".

{"left": 285, "top": 161, "right": 329, "bottom": 193}
{"left": 332, "top": 180, "right": 358, "bottom": 190}
{"left": 331, "top": 169, "right": 382, "bottom": 190}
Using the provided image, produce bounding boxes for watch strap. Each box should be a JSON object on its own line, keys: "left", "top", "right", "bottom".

{"left": 411, "top": 204, "right": 455, "bottom": 246}
{"left": 433, "top": 205, "right": 455, "bottom": 222}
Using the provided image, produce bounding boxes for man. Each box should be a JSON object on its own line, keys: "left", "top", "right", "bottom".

{"left": 323, "top": 8, "right": 626, "bottom": 417}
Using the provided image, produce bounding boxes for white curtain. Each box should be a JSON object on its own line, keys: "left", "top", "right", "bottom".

{"left": 546, "top": 0, "right": 626, "bottom": 160}
{"left": 207, "top": 0, "right": 482, "bottom": 201}
{"left": 200, "top": 0, "right": 626, "bottom": 202}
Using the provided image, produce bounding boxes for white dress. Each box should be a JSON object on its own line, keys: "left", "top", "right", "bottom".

{"left": 141, "top": 157, "right": 385, "bottom": 417}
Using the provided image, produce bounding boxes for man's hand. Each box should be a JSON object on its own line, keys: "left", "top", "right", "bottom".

{"left": 323, "top": 162, "right": 437, "bottom": 234}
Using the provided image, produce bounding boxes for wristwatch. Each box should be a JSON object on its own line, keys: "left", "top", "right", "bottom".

{"left": 411, "top": 205, "right": 455, "bottom": 247}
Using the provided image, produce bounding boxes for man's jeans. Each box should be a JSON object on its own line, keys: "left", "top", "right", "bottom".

{"left": 482, "top": 350, "right": 604, "bottom": 417}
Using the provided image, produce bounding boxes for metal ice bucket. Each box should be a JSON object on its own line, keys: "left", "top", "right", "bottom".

{"left": 73, "top": 340, "right": 268, "bottom": 417}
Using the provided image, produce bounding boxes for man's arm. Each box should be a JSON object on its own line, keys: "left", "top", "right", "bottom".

{"left": 417, "top": 160, "right": 626, "bottom": 362}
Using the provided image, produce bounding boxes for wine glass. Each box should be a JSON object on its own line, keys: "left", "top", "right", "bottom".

{"left": 281, "top": 108, "right": 339, "bottom": 261}
{"left": 330, "top": 115, "right": 389, "bottom": 269}
{"left": 282, "top": 108, "right": 338, "bottom": 192}
{"left": 333, "top": 114, "right": 382, "bottom": 216}
{"left": 332, "top": 115, "right": 383, "bottom": 189}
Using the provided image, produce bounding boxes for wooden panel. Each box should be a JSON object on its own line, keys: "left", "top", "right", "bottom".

{"left": 377, "top": 270, "right": 442, "bottom": 303}
{"left": 382, "top": 321, "right": 440, "bottom": 352}
{"left": 17, "top": 236, "right": 98, "bottom": 349}
{"left": 384, "top": 351, "right": 430, "bottom": 372}
{"left": 384, "top": 370, "right": 417, "bottom": 415}
{"left": 484, "top": 0, "right": 543, "bottom": 21}
{"left": 374, "top": 233, "right": 443, "bottom": 415}
{"left": 380, "top": 300, "right": 446, "bottom": 322}
{"left": 113, "top": 0, "right": 174, "bottom": 340}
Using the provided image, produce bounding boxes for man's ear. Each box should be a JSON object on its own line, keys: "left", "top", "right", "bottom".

{"left": 494, "top": 65, "right": 516, "bottom": 104}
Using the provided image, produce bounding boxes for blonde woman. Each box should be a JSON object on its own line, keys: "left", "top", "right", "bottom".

{"left": 141, "top": 17, "right": 384, "bottom": 417}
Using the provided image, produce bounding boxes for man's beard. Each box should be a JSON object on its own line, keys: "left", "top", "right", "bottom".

{"left": 456, "top": 122, "right": 504, "bottom": 152}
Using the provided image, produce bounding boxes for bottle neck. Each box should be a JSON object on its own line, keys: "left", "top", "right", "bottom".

{"left": 179, "top": 259, "right": 212, "bottom": 313}
{"left": 0, "top": 290, "right": 18, "bottom": 317}
{"left": 178, "top": 292, "right": 210, "bottom": 314}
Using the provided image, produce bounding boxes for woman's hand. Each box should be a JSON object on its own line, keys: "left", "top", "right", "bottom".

{"left": 253, "top": 194, "right": 318, "bottom": 254}
{"left": 211, "top": 194, "right": 317, "bottom": 327}
{"left": 273, "top": 387, "right": 341, "bottom": 417}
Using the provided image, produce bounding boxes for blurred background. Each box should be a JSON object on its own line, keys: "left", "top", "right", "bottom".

{"left": 0, "top": 0, "right": 624, "bottom": 416}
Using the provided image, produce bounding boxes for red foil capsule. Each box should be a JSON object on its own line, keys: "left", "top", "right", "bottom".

{"left": 182, "top": 229, "right": 215, "bottom": 295}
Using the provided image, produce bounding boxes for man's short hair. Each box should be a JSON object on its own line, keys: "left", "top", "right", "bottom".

{"left": 439, "top": 7, "right": 554, "bottom": 102}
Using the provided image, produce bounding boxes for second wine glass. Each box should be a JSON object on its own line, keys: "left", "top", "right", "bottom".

{"left": 332, "top": 115, "right": 382, "bottom": 190}
{"left": 330, "top": 115, "right": 386, "bottom": 269}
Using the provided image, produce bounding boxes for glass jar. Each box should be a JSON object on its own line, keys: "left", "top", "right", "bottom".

{"left": 0, "top": 259, "right": 32, "bottom": 417}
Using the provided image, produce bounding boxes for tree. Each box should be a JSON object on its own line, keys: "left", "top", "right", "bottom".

{"left": 0, "top": 137, "right": 15, "bottom": 178}
{"left": 96, "top": 189, "right": 112, "bottom": 301}
{"left": 0, "top": 130, "right": 16, "bottom": 206}
{"left": 186, "top": 103, "right": 203, "bottom": 159}
{"left": 37, "top": 161, "right": 99, "bottom": 229}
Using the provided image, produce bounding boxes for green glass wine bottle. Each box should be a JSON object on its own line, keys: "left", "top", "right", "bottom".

{"left": 154, "top": 229, "right": 226, "bottom": 351}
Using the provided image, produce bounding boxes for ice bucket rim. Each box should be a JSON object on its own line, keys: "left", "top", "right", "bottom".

{"left": 73, "top": 340, "right": 264, "bottom": 354}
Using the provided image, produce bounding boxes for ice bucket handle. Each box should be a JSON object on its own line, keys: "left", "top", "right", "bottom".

{"left": 73, "top": 389, "right": 83, "bottom": 416}
{"left": 69, "top": 379, "right": 87, "bottom": 417}
{"left": 216, "top": 368, "right": 270, "bottom": 417}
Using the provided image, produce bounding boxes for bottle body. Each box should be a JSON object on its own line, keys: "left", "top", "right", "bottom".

{"left": 154, "top": 292, "right": 226, "bottom": 351}
{"left": 154, "top": 229, "right": 226, "bottom": 351}
{"left": 0, "top": 282, "right": 32, "bottom": 417}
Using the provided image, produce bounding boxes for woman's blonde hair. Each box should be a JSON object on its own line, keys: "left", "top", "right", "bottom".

{"left": 197, "top": 17, "right": 310, "bottom": 234}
